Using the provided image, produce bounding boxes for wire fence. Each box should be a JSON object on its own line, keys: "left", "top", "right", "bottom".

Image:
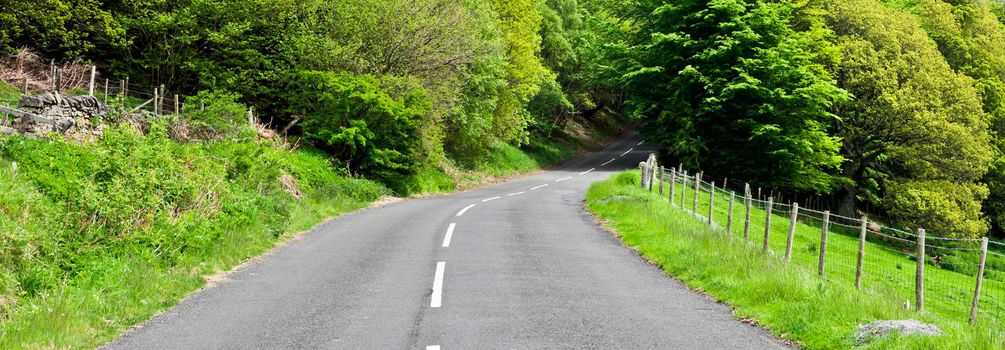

{"left": 638, "top": 158, "right": 1003, "bottom": 326}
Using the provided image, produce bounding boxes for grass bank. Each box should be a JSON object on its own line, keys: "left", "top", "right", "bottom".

{"left": 585, "top": 171, "right": 1004, "bottom": 349}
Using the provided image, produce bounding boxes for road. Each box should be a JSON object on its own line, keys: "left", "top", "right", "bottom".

{"left": 103, "top": 135, "right": 790, "bottom": 350}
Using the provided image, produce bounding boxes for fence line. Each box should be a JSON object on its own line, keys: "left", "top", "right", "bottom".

{"left": 638, "top": 159, "right": 1002, "bottom": 326}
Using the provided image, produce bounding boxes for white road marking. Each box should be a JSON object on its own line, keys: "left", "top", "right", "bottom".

{"left": 431, "top": 261, "right": 446, "bottom": 308}
{"left": 579, "top": 168, "right": 595, "bottom": 175}
{"left": 456, "top": 204, "right": 475, "bottom": 216}
{"left": 531, "top": 184, "right": 549, "bottom": 190}
{"left": 507, "top": 191, "right": 525, "bottom": 196}
{"left": 555, "top": 176, "right": 573, "bottom": 182}
{"left": 481, "top": 196, "right": 501, "bottom": 202}
{"left": 442, "top": 223, "right": 456, "bottom": 248}
{"left": 426, "top": 346, "right": 440, "bottom": 350}
{"left": 637, "top": 141, "right": 644, "bottom": 146}
{"left": 620, "top": 148, "right": 634, "bottom": 157}
{"left": 601, "top": 158, "right": 615, "bottom": 166}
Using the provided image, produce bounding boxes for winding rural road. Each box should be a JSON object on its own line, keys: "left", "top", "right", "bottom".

{"left": 103, "top": 135, "right": 789, "bottom": 349}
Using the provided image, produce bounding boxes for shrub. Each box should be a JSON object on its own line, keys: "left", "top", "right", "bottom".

{"left": 289, "top": 71, "right": 431, "bottom": 180}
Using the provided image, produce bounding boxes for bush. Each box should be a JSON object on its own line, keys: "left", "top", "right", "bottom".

{"left": 289, "top": 71, "right": 431, "bottom": 180}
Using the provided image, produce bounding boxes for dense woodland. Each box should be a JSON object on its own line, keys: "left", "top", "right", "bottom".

{"left": 3, "top": 0, "right": 1005, "bottom": 241}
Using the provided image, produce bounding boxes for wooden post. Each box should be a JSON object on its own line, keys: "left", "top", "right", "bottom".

{"left": 681, "top": 171, "right": 688, "bottom": 208}
{"left": 856, "top": 216, "right": 868, "bottom": 289}
{"left": 153, "top": 88, "right": 159, "bottom": 114}
{"left": 124, "top": 77, "right": 129, "bottom": 97}
{"left": 727, "top": 192, "right": 735, "bottom": 234}
{"left": 916, "top": 228, "right": 925, "bottom": 311}
{"left": 658, "top": 167, "right": 665, "bottom": 196}
{"left": 970, "top": 237, "right": 989, "bottom": 324}
{"left": 54, "top": 68, "right": 61, "bottom": 93}
{"left": 159, "top": 84, "right": 166, "bottom": 114}
{"left": 88, "top": 65, "right": 96, "bottom": 96}
{"left": 818, "top": 211, "right": 830, "bottom": 277}
{"left": 20, "top": 77, "right": 28, "bottom": 94}
{"left": 692, "top": 172, "right": 701, "bottom": 215}
{"left": 103, "top": 79, "right": 109, "bottom": 105}
{"left": 174, "top": 94, "right": 180, "bottom": 115}
{"left": 639, "top": 163, "right": 646, "bottom": 188}
{"left": 743, "top": 183, "right": 752, "bottom": 240}
{"left": 785, "top": 203, "right": 798, "bottom": 263}
{"left": 670, "top": 168, "right": 677, "bottom": 204}
{"left": 763, "top": 197, "right": 773, "bottom": 252}
{"left": 708, "top": 181, "right": 715, "bottom": 225}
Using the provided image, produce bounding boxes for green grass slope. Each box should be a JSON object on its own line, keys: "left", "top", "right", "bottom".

{"left": 586, "top": 171, "right": 1004, "bottom": 349}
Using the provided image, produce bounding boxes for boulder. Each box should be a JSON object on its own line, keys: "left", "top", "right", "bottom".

{"left": 854, "top": 320, "right": 943, "bottom": 344}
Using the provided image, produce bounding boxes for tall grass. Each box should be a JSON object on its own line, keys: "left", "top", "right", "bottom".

{"left": 0, "top": 125, "right": 388, "bottom": 349}
{"left": 586, "top": 171, "right": 1005, "bottom": 349}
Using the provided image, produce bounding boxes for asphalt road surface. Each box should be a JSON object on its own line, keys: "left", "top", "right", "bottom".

{"left": 104, "top": 134, "right": 790, "bottom": 350}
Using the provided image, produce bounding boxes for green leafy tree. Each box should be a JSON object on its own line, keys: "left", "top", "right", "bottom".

{"left": 621, "top": 0, "right": 849, "bottom": 192}
{"left": 821, "top": 0, "right": 993, "bottom": 238}
{"left": 0, "top": 0, "right": 126, "bottom": 58}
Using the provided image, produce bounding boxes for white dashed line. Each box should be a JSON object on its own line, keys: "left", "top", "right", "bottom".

{"left": 442, "top": 223, "right": 455, "bottom": 248}
{"left": 620, "top": 148, "right": 634, "bottom": 157}
{"left": 426, "top": 346, "right": 440, "bottom": 350}
{"left": 555, "top": 176, "right": 573, "bottom": 182}
{"left": 481, "top": 196, "right": 501, "bottom": 202}
{"left": 601, "top": 158, "right": 615, "bottom": 166}
{"left": 531, "top": 184, "right": 549, "bottom": 190}
{"left": 507, "top": 191, "right": 525, "bottom": 196}
{"left": 579, "top": 168, "right": 595, "bottom": 175}
{"left": 456, "top": 204, "right": 475, "bottom": 216}
{"left": 637, "top": 141, "right": 644, "bottom": 146}
{"left": 431, "top": 261, "right": 446, "bottom": 308}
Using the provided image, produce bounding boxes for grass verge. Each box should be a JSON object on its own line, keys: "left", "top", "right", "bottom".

{"left": 585, "top": 171, "right": 1004, "bottom": 349}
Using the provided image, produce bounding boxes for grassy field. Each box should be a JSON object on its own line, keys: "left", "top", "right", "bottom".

{"left": 656, "top": 171, "right": 1005, "bottom": 325}
{"left": 586, "top": 171, "right": 1005, "bottom": 349}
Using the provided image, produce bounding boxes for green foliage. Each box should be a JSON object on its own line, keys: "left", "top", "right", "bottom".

{"left": 290, "top": 71, "right": 431, "bottom": 180}
{"left": 0, "top": 0, "right": 126, "bottom": 58}
{"left": 885, "top": 180, "right": 990, "bottom": 239}
{"left": 179, "top": 89, "right": 250, "bottom": 138}
{"left": 621, "top": 0, "right": 849, "bottom": 193}
{"left": 821, "top": 0, "right": 993, "bottom": 237}
{"left": 0, "top": 125, "right": 388, "bottom": 348}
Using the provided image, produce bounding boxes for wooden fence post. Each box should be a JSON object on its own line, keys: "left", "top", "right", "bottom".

{"left": 670, "top": 168, "right": 677, "bottom": 204}
{"left": 692, "top": 172, "right": 701, "bottom": 215}
{"left": 856, "top": 216, "right": 868, "bottom": 289}
{"left": 916, "top": 228, "right": 925, "bottom": 311}
{"left": 818, "top": 211, "right": 830, "bottom": 277}
{"left": 639, "top": 162, "right": 647, "bottom": 189}
{"left": 88, "top": 65, "right": 96, "bottom": 96}
{"left": 174, "top": 94, "right": 180, "bottom": 115}
{"left": 20, "top": 77, "right": 28, "bottom": 94}
{"left": 103, "top": 80, "right": 109, "bottom": 105}
{"left": 54, "top": 68, "right": 61, "bottom": 93}
{"left": 124, "top": 77, "right": 129, "bottom": 98}
{"left": 785, "top": 203, "right": 798, "bottom": 263}
{"left": 743, "top": 183, "right": 752, "bottom": 240}
{"left": 970, "top": 237, "right": 989, "bottom": 324}
{"left": 658, "top": 167, "right": 665, "bottom": 196}
{"left": 763, "top": 197, "right": 773, "bottom": 252}
{"left": 727, "top": 192, "right": 735, "bottom": 234}
{"left": 681, "top": 171, "right": 688, "bottom": 207}
{"left": 708, "top": 181, "right": 715, "bottom": 225}
{"left": 153, "top": 88, "right": 159, "bottom": 114}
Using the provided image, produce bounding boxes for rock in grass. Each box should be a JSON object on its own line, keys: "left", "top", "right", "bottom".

{"left": 854, "top": 320, "right": 943, "bottom": 344}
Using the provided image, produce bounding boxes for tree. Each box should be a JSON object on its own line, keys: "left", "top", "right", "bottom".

{"left": 821, "top": 0, "right": 993, "bottom": 238}
{"left": 620, "top": 0, "right": 849, "bottom": 193}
